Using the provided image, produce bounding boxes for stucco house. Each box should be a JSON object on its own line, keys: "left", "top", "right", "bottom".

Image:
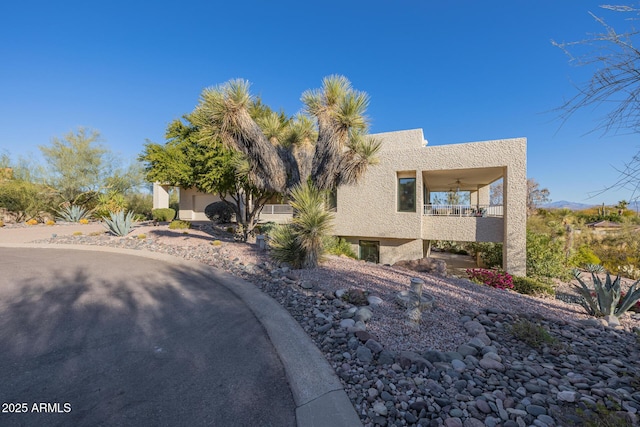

{"left": 153, "top": 129, "right": 527, "bottom": 276}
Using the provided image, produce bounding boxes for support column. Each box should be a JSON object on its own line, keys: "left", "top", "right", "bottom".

{"left": 152, "top": 183, "right": 170, "bottom": 209}
{"left": 502, "top": 141, "right": 527, "bottom": 276}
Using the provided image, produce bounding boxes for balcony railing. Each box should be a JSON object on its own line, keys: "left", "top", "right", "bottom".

{"left": 423, "top": 204, "right": 503, "bottom": 217}
{"left": 262, "top": 204, "right": 294, "bottom": 215}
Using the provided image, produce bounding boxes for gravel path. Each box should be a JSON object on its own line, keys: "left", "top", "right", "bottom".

{"left": 23, "top": 222, "right": 640, "bottom": 426}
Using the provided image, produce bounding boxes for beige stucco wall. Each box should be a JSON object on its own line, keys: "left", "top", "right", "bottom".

{"left": 422, "top": 216, "right": 503, "bottom": 242}
{"left": 178, "top": 188, "right": 220, "bottom": 221}
{"left": 342, "top": 237, "right": 423, "bottom": 265}
{"left": 334, "top": 129, "right": 527, "bottom": 276}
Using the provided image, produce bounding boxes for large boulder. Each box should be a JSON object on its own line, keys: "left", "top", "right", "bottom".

{"left": 393, "top": 257, "right": 447, "bottom": 276}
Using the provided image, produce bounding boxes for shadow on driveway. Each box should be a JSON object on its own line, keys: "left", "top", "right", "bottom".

{"left": 0, "top": 248, "right": 295, "bottom": 427}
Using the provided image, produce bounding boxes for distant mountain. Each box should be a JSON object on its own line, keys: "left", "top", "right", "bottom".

{"left": 542, "top": 200, "right": 595, "bottom": 210}
{"left": 541, "top": 200, "right": 640, "bottom": 211}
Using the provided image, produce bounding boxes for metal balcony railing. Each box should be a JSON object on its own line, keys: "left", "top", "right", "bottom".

{"left": 262, "top": 204, "right": 294, "bottom": 215}
{"left": 423, "top": 204, "right": 503, "bottom": 217}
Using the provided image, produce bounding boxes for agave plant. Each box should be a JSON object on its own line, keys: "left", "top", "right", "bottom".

{"left": 584, "top": 263, "right": 605, "bottom": 274}
{"left": 103, "top": 210, "right": 135, "bottom": 237}
{"left": 56, "top": 204, "right": 90, "bottom": 222}
{"left": 573, "top": 271, "right": 640, "bottom": 318}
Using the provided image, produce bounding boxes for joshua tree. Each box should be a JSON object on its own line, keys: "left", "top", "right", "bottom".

{"left": 191, "top": 75, "right": 381, "bottom": 194}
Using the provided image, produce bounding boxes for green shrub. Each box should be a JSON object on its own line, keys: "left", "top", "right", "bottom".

{"left": 569, "top": 244, "right": 601, "bottom": 268}
{"left": 324, "top": 236, "right": 357, "bottom": 258}
{"left": 125, "top": 193, "right": 153, "bottom": 219}
{"left": 103, "top": 210, "right": 135, "bottom": 237}
{"left": 256, "top": 221, "right": 277, "bottom": 236}
{"left": 508, "top": 318, "right": 558, "bottom": 349}
{"left": 0, "top": 179, "right": 53, "bottom": 222}
{"left": 204, "top": 201, "right": 234, "bottom": 223}
{"left": 168, "top": 220, "right": 191, "bottom": 230}
{"left": 512, "top": 276, "right": 555, "bottom": 297}
{"left": 152, "top": 208, "right": 176, "bottom": 222}
{"left": 527, "top": 230, "right": 568, "bottom": 279}
{"left": 469, "top": 242, "right": 503, "bottom": 268}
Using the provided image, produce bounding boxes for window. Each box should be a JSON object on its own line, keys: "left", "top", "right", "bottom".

{"left": 359, "top": 240, "right": 380, "bottom": 263}
{"left": 326, "top": 187, "right": 337, "bottom": 212}
{"left": 398, "top": 177, "right": 416, "bottom": 212}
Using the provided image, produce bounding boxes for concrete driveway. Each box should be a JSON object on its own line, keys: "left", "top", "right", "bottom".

{"left": 0, "top": 247, "right": 296, "bottom": 426}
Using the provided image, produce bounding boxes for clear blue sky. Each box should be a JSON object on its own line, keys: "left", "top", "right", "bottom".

{"left": 1, "top": 1, "right": 638, "bottom": 204}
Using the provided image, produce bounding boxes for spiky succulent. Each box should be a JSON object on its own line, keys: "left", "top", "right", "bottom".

{"left": 584, "top": 263, "right": 605, "bottom": 273}
{"left": 56, "top": 204, "right": 90, "bottom": 222}
{"left": 103, "top": 210, "right": 135, "bottom": 237}
{"left": 573, "top": 272, "right": 640, "bottom": 318}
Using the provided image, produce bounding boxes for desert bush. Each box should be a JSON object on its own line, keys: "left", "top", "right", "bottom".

{"left": 125, "top": 193, "right": 153, "bottom": 219}
{"left": 569, "top": 244, "right": 601, "bottom": 268}
{"left": 151, "top": 208, "right": 176, "bottom": 222}
{"left": 508, "top": 319, "right": 557, "bottom": 349}
{"left": 168, "top": 220, "right": 191, "bottom": 230}
{"left": 103, "top": 210, "right": 135, "bottom": 236}
{"left": 324, "top": 236, "right": 357, "bottom": 258}
{"left": 204, "top": 201, "right": 234, "bottom": 223}
{"left": 56, "top": 204, "right": 91, "bottom": 222}
{"left": 255, "top": 221, "right": 277, "bottom": 236}
{"left": 573, "top": 271, "right": 640, "bottom": 318}
{"left": 0, "top": 179, "right": 53, "bottom": 222}
{"left": 93, "top": 191, "right": 127, "bottom": 219}
{"left": 512, "top": 276, "right": 555, "bottom": 297}
{"left": 466, "top": 268, "right": 514, "bottom": 290}
{"left": 527, "top": 230, "right": 568, "bottom": 279}
{"left": 468, "top": 242, "right": 503, "bottom": 268}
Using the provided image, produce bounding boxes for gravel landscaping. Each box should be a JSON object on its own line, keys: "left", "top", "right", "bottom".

{"left": 24, "top": 222, "right": 640, "bottom": 426}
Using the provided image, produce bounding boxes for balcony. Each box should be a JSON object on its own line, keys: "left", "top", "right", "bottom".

{"left": 423, "top": 204, "right": 503, "bottom": 217}
{"left": 422, "top": 204, "right": 504, "bottom": 242}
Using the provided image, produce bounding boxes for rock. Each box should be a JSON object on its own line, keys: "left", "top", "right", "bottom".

{"left": 604, "top": 314, "right": 620, "bottom": 327}
{"left": 356, "top": 345, "right": 373, "bottom": 363}
{"left": 373, "top": 402, "right": 388, "bottom": 416}
{"left": 393, "top": 257, "right": 447, "bottom": 275}
{"left": 479, "top": 357, "right": 505, "bottom": 372}
{"left": 378, "top": 350, "right": 395, "bottom": 365}
{"left": 335, "top": 289, "right": 347, "bottom": 298}
{"left": 464, "top": 320, "right": 486, "bottom": 336}
{"left": 444, "top": 417, "right": 463, "bottom": 427}
{"left": 354, "top": 330, "right": 373, "bottom": 342}
{"left": 367, "top": 295, "right": 383, "bottom": 306}
{"left": 339, "top": 319, "right": 355, "bottom": 328}
{"left": 557, "top": 390, "right": 578, "bottom": 402}
{"left": 365, "top": 339, "right": 384, "bottom": 354}
{"left": 525, "top": 404, "right": 546, "bottom": 416}
{"left": 475, "top": 398, "right": 492, "bottom": 414}
{"left": 355, "top": 307, "right": 373, "bottom": 322}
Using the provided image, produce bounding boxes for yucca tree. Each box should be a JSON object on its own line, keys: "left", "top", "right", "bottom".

{"left": 191, "top": 75, "right": 381, "bottom": 194}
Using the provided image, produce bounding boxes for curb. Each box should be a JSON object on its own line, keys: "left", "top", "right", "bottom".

{"left": 0, "top": 243, "right": 362, "bottom": 427}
